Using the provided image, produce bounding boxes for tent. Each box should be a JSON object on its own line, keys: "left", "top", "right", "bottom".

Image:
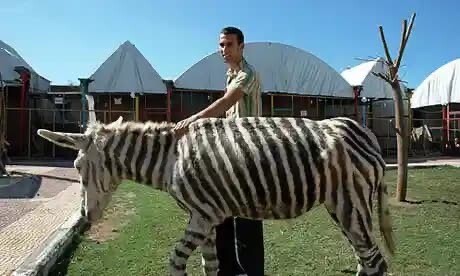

{"left": 88, "top": 40, "right": 167, "bottom": 94}
{"left": 86, "top": 40, "right": 169, "bottom": 123}
{"left": 341, "top": 57, "right": 395, "bottom": 99}
{"left": 174, "top": 42, "right": 353, "bottom": 98}
{"left": 0, "top": 40, "right": 50, "bottom": 92}
{"left": 411, "top": 58, "right": 460, "bottom": 108}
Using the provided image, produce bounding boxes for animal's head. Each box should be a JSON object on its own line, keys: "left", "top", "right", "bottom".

{"left": 37, "top": 116, "right": 125, "bottom": 223}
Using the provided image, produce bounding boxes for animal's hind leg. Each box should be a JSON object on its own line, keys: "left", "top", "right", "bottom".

{"left": 324, "top": 204, "right": 388, "bottom": 276}
{"left": 200, "top": 228, "right": 219, "bottom": 276}
{"left": 170, "top": 215, "right": 212, "bottom": 276}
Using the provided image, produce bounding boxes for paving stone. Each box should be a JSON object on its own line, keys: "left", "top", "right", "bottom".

{"left": 0, "top": 165, "right": 80, "bottom": 276}
{"left": 0, "top": 200, "right": 42, "bottom": 231}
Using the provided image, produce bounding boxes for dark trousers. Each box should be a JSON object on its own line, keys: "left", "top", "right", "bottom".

{"left": 215, "top": 217, "right": 265, "bottom": 276}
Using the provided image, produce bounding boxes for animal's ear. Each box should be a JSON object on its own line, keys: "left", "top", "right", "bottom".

{"left": 92, "top": 116, "right": 123, "bottom": 151}
{"left": 37, "top": 129, "right": 88, "bottom": 150}
{"left": 108, "top": 116, "right": 123, "bottom": 128}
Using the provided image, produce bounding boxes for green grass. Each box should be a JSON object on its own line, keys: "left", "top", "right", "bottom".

{"left": 63, "top": 166, "right": 460, "bottom": 275}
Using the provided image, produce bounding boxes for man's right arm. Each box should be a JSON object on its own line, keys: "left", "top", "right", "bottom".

{"left": 173, "top": 84, "right": 245, "bottom": 136}
{"left": 174, "top": 68, "right": 256, "bottom": 136}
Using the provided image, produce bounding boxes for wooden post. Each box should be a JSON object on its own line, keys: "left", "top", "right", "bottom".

{"left": 78, "top": 78, "right": 94, "bottom": 128}
{"left": 167, "top": 86, "right": 172, "bottom": 122}
{"left": 270, "top": 94, "right": 274, "bottom": 116}
{"left": 442, "top": 104, "right": 451, "bottom": 152}
{"left": 447, "top": 103, "right": 451, "bottom": 143}
{"left": 0, "top": 73, "right": 8, "bottom": 175}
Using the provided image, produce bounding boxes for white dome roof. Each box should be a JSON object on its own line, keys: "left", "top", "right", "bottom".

{"left": 412, "top": 58, "right": 460, "bottom": 108}
{"left": 0, "top": 40, "right": 50, "bottom": 92}
{"left": 174, "top": 42, "right": 353, "bottom": 98}
{"left": 341, "top": 58, "right": 394, "bottom": 99}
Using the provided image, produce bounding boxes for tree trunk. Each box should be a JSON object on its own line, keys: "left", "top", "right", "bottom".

{"left": 392, "top": 84, "right": 409, "bottom": 201}
{"left": 373, "top": 12, "right": 416, "bottom": 202}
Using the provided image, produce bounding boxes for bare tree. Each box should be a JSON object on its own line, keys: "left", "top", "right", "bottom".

{"left": 372, "top": 13, "right": 416, "bottom": 202}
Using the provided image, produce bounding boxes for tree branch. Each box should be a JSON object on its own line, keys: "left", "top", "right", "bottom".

{"left": 405, "top": 13, "right": 416, "bottom": 43}
{"left": 379, "top": 26, "right": 393, "bottom": 65}
{"left": 394, "top": 20, "right": 408, "bottom": 71}
{"left": 372, "top": 71, "right": 392, "bottom": 84}
{"left": 395, "top": 13, "right": 416, "bottom": 70}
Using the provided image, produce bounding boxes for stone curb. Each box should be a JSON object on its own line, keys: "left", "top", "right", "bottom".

{"left": 11, "top": 211, "right": 88, "bottom": 276}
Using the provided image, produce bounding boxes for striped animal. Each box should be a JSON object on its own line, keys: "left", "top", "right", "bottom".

{"left": 37, "top": 115, "right": 395, "bottom": 276}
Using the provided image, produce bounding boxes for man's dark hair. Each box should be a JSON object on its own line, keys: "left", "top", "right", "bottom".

{"left": 220, "top": 26, "right": 244, "bottom": 44}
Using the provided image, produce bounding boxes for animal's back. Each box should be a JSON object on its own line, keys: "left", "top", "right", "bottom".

{"left": 173, "top": 116, "right": 384, "bottom": 222}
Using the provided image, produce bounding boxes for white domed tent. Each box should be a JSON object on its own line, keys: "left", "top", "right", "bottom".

{"left": 85, "top": 40, "right": 169, "bottom": 123}
{"left": 0, "top": 40, "right": 51, "bottom": 158}
{"left": 173, "top": 42, "right": 356, "bottom": 120}
{"left": 0, "top": 40, "right": 50, "bottom": 93}
{"left": 411, "top": 58, "right": 460, "bottom": 153}
{"left": 341, "top": 57, "right": 411, "bottom": 155}
{"left": 342, "top": 57, "right": 395, "bottom": 99}
{"left": 412, "top": 58, "right": 460, "bottom": 108}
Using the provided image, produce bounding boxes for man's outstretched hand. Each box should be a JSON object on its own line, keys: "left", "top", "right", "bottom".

{"left": 173, "top": 114, "right": 199, "bottom": 138}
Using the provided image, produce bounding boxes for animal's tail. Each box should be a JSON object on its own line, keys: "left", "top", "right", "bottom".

{"left": 377, "top": 179, "right": 396, "bottom": 256}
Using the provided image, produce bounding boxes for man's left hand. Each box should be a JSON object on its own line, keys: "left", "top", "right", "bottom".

{"left": 173, "top": 115, "right": 199, "bottom": 138}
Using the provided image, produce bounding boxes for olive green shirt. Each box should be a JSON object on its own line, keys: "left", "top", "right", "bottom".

{"left": 225, "top": 58, "right": 262, "bottom": 118}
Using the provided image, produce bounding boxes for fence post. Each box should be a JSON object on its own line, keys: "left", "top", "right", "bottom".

{"left": 28, "top": 109, "right": 31, "bottom": 159}
{"left": 78, "top": 78, "right": 94, "bottom": 129}
{"left": 52, "top": 110, "right": 56, "bottom": 158}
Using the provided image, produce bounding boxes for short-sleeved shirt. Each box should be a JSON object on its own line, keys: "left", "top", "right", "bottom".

{"left": 225, "top": 57, "right": 262, "bottom": 118}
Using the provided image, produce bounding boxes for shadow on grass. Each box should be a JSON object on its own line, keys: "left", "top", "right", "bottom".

{"left": 403, "top": 199, "right": 458, "bottom": 206}
{"left": 49, "top": 224, "right": 89, "bottom": 276}
{"left": 340, "top": 268, "right": 357, "bottom": 274}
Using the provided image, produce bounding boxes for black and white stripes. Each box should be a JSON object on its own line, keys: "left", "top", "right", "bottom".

{"left": 37, "top": 115, "right": 395, "bottom": 276}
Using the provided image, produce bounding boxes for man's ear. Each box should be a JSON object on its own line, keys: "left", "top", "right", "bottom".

{"left": 37, "top": 129, "right": 88, "bottom": 150}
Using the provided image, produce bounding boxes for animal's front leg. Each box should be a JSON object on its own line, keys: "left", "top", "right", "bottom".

{"left": 170, "top": 215, "right": 212, "bottom": 276}
{"left": 200, "top": 228, "right": 218, "bottom": 276}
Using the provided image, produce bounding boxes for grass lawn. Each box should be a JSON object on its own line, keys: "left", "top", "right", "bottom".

{"left": 58, "top": 166, "right": 460, "bottom": 275}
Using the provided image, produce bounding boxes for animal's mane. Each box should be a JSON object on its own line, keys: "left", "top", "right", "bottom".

{"left": 85, "top": 119, "right": 177, "bottom": 136}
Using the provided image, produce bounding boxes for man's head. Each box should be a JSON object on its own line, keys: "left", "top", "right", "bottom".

{"left": 219, "top": 26, "right": 244, "bottom": 65}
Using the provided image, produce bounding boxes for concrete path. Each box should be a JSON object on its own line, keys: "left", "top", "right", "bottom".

{"left": 385, "top": 156, "right": 460, "bottom": 168}
{"left": 0, "top": 165, "right": 80, "bottom": 276}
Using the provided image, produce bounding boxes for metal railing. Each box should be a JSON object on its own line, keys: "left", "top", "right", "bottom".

{"left": 1, "top": 107, "right": 451, "bottom": 160}
{"left": 366, "top": 117, "right": 444, "bottom": 157}
{"left": 5, "top": 107, "right": 135, "bottom": 160}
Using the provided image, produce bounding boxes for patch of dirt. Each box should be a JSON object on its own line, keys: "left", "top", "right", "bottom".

{"left": 86, "top": 191, "right": 137, "bottom": 242}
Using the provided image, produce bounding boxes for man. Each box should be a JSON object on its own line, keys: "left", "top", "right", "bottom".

{"left": 173, "top": 26, "right": 265, "bottom": 276}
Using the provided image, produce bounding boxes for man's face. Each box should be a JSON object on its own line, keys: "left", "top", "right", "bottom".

{"left": 219, "top": 33, "right": 243, "bottom": 64}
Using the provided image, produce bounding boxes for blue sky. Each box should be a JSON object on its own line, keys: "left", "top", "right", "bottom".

{"left": 1, "top": 0, "right": 459, "bottom": 88}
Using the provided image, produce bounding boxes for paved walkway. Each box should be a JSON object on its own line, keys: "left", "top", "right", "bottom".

{"left": 0, "top": 165, "right": 80, "bottom": 276}
{"left": 385, "top": 156, "right": 460, "bottom": 168}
